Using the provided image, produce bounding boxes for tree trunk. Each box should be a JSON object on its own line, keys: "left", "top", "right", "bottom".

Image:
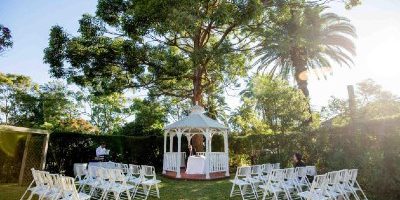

{"left": 191, "top": 64, "right": 205, "bottom": 152}
{"left": 291, "top": 48, "right": 312, "bottom": 122}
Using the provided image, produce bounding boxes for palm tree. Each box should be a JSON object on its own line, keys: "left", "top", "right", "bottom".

{"left": 256, "top": 4, "right": 356, "bottom": 98}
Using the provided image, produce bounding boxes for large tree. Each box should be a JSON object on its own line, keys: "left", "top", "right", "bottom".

{"left": 44, "top": 0, "right": 263, "bottom": 103}
{"left": 44, "top": 0, "right": 264, "bottom": 150}
{"left": 256, "top": 3, "right": 356, "bottom": 98}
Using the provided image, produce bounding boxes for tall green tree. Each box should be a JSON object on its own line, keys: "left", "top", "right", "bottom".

{"left": 0, "top": 73, "right": 33, "bottom": 124}
{"left": 237, "top": 75, "right": 310, "bottom": 134}
{"left": 118, "top": 98, "right": 167, "bottom": 136}
{"left": 256, "top": 3, "right": 356, "bottom": 98}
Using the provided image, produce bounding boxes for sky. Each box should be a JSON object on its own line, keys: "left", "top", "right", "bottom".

{"left": 1, "top": 0, "right": 400, "bottom": 111}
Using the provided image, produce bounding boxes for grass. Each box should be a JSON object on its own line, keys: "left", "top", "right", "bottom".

{"left": 0, "top": 176, "right": 243, "bottom": 200}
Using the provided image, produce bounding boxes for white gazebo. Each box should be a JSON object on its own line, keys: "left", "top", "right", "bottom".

{"left": 162, "top": 105, "right": 229, "bottom": 179}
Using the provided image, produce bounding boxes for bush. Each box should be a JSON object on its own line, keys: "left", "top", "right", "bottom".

{"left": 46, "top": 132, "right": 164, "bottom": 176}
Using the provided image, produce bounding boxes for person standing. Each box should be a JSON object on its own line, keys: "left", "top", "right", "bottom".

{"left": 96, "top": 142, "right": 109, "bottom": 160}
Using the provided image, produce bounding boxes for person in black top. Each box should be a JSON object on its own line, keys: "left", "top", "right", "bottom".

{"left": 293, "top": 152, "right": 306, "bottom": 167}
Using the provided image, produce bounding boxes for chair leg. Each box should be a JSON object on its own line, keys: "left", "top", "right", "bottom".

{"left": 155, "top": 184, "right": 160, "bottom": 198}
{"left": 356, "top": 181, "right": 368, "bottom": 200}
{"left": 230, "top": 184, "right": 236, "bottom": 197}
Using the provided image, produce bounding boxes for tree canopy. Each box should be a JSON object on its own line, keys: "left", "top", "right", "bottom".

{"left": 44, "top": 0, "right": 264, "bottom": 106}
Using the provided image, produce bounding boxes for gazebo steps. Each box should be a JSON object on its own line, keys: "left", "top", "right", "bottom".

{"left": 162, "top": 169, "right": 229, "bottom": 181}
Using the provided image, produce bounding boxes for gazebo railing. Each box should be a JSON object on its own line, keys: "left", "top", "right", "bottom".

{"left": 197, "top": 152, "right": 228, "bottom": 173}
{"left": 163, "top": 152, "right": 186, "bottom": 172}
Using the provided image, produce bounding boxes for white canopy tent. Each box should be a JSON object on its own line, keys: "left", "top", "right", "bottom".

{"left": 162, "top": 105, "right": 229, "bottom": 179}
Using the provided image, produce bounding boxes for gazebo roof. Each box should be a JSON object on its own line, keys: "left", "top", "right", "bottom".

{"left": 165, "top": 105, "right": 228, "bottom": 131}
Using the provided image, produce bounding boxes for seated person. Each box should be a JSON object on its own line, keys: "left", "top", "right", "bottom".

{"left": 293, "top": 152, "right": 306, "bottom": 167}
{"left": 96, "top": 142, "right": 110, "bottom": 161}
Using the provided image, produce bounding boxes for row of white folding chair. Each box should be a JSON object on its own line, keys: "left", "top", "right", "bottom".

{"left": 88, "top": 167, "right": 135, "bottom": 200}
{"left": 258, "top": 167, "right": 311, "bottom": 200}
{"left": 298, "top": 169, "right": 368, "bottom": 200}
{"left": 78, "top": 164, "right": 160, "bottom": 200}
{"left": 231, "top": 165, "right": 311, "bottom": 200}
{"left": 20, "top": 168, "right": 90, "bottom": 200}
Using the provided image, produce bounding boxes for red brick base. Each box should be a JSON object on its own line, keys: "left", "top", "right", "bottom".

{"left": 162, "top": 169, "right": 229, "bottom": 181}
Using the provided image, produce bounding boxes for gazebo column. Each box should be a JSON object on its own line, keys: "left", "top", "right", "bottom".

{"left": 186, "top": 134, "right": 192, "bottom": 146}
{"left": 176, "top": 130, "right": 182, "bottom": 178}
{"left": 223, "top": 130, "right": 229, "bottom": 176}
{"left": 163, "top": 131, "right": 167, "bottom": 174}
{"left": 205, "top": 129, "right": 211, "bottom": 179}
{"left": 169, "top": 134, "right": 174, "bottom": 152}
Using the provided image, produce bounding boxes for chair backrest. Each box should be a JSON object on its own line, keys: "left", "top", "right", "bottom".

{"left": 32, "top": 169, "right": 49, "bottom": 187}
{"left": 295, "top": 167, "right": 307, "bottom": 178}
{"left": 251, "top": 165, "right": 263, "bottom": 177}
{"left": 121, "top": 164, "right": 129, "bottom": 174}
{"left": 129, "top": 164, "right": 141, "bottom": 175}
{"left": 235, "top": 166, "right": 251, "bottom": 180}
{"left": 61, "top": 176, "right": 80, "bottom": 199}
{"left": 310, "top": 174, "right": 328, "bottom": 193}
{"left": 96, "top": 167, "right": 110, "bottom": 181}
{"left": 262, "top": 163, "right": 273, "bottom": 174}
{"left": 75, "top": 164, "right": 87, "bottom": 179}
{"left": 306, "top": 166, "right": 317, "bottom": 176}
{"left": 327, "top": 171, "right": 341, "bottom": 186}
{"left": 141, "top": 165, "right": 157, "bottom": 180}
{"left": 284, "top": 168, "right": 296, "bottom": 180}
{"left": 88, "top": 166, "right": 99, "bottom": 178}
{"left": 348, "top": 169, "right": 358, "bottom": 186}
{"left": 272, "top": 163, "right": 280, "bottom": 169}
{"left": 269, "top": 169, "right": 285, "bottom": 183}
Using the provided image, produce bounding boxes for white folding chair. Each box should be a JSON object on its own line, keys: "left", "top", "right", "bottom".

{"left": 75, "top": 164, "right": 88, "bottom": 183}
{"left": 325, "top": 170, "right": 349, "bottom": 200}
{"left": 294, "top": 167, "right": 311, "bottom": 192}
{"left": 61, "top": 176, "right": 91, "bottom": 200}
{"left": 20, "top": 169, "right": 50, "bottom": 200}
{"left": 298, "top": 174, "right": 329, "bottom": 200}
{"left": 132, "top": 165, "right": 161, "bottom": 200}
{"left": 230, "top": 166, "right": 257, "bottom": 200}
{"left": 283, "top": 168, "right": 300, "bottom": 200}
{"left": 78, "top": 166, "right": 99, "bottom": 194}
{"left": 40, "top": 173, "right": 64, "bottom": 200}
{"left": 343, "top": 169, "right": 368, "bottom": 200}
{"left": 259, "top": 169, "right": 290, "bottom": 200}
{"left": 127, "top": 164, "right": 141, "bottom": 183}
{"left": 102, "top": 168, "right": 135, "bottom": 200}
{"left": 89, "top": 167, "right": 111, "bottom": 199}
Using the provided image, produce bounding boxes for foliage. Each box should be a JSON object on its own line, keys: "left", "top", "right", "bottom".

{"left": 322, "top": 79, "right": 400, "bottom": 126}
{"left": 0, "top": 24, "right": 12, "bottom": 54}
{"left": 256, "top": 2, "right": 356, "bottom": 98}
{"left": 233, "top": 75, "right": 310, "bottom": 134}
{"left": 81, "top": 92, "right": 131, "bottom": 134}
{"left": 117, "top": 98, "right": 167, "bottom": 136}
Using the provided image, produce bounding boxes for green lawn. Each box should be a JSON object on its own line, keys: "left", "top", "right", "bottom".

{"left": 0, "top": 176, "right": 242, "bottom": 200}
